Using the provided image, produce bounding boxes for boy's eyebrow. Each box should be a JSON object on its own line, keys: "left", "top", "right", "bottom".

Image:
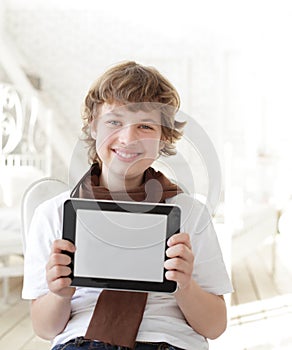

{"left": 103, "top": 111, "right": 123, "bottom": 117}
{"left": 103, "top": 112, "right": 159, "bottom": 124}
{"left": 139, "top": 118, "right": 160, "bottom": 124}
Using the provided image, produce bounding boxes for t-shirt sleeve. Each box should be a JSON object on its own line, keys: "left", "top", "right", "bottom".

{"left": 169, "top": 194, "right": 233, "bottom": 295}
{"left": 191, "top": 220, "right": 233, "bottom": 295}
{"left": 22, "top": 195, "right": 65, "bottom": 299}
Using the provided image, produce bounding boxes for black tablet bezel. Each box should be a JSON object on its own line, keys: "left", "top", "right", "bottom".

{"left": 62, "top": 198, "right": 181, "bottom": 293}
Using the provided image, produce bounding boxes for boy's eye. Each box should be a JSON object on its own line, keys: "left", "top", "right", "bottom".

{"left": 139, "top": 124, "right": 154, "bottom": 130}
{"left": 107, "top": 120, "right": 121, "bottom": 126}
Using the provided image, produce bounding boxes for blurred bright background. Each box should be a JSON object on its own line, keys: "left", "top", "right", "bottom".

{"left": 1, "top": 0, "right": 292, "bottom": 349}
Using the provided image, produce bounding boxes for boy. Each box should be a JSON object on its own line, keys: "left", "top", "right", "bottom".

{"left": 22, "top": 61, "right": 233, "bottom": 350}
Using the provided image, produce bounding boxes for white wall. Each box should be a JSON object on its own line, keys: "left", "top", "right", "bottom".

{"left": 2, "top": 1, "right": 225, "bottom": 138}
{"left": 0, "top": 0, "right": 4, "bottom": 35}
{"left": 0, "top": 0, "right": 8, "bottom": 81}
{"left": 2, "top": 0, "right": 292, "bottom": 206}
{"left": 2, "top": 1, "right": 229, "bottom": 194}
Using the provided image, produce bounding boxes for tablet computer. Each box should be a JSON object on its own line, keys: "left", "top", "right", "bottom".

{"left": 62, "top": 199, "right": 181, "bottom": 293}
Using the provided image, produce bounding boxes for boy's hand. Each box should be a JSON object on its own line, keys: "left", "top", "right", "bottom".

{"left": 46, "top": 239, "right": 76, "bottom": 299}
{"left": 164, "top": 233, "right": 194, "bottom": 290}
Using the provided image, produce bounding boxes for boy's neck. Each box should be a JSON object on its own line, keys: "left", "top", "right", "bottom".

{"left": 99, "top": 171, "right": 144, "bottom": 192}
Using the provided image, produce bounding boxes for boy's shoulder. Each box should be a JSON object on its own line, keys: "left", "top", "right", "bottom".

{"left": 166, "top": 192, "right": 206, "bottom": 211}
{"left": 36, "top": 190, "right": 71, "bottom": 213}
{"left": 166, "top": 193, "right": 214, "bottom": 232}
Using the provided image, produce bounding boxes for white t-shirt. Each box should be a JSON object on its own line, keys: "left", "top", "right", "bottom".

{"left": 22, "top": 191, "right": 233, "bottom": 350}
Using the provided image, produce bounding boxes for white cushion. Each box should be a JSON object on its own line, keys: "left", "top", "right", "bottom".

{"left": 0, "top": 166, "right": 45, "bottom": 207}
{"left": 0, "top": 206, "right": 23, "bottom": 254}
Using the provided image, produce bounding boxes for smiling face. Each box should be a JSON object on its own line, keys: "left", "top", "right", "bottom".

{"left": 91, "top": 103, "right": 163, "bottom": 190}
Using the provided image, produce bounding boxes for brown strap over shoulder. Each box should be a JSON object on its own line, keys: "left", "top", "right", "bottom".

{"left": 71, "top": 163, "right": 182, "bottom": 349}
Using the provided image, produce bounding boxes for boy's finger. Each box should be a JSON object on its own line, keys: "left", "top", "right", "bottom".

{"left": 164, "top": 270, "right": 191, "bottom": 289}
{"left": 49, "top": 277, "right": 72, "bottom": 293}
{"left": 166, "top": 244, "right": 194, "bottom": 262}
{"left": 167, "top": 233, "right": 192, "bottom": 249}
{"left": 164, "top": 257, "right": 192, "bottom": 275}
{"left": 46, "top": 253, "right": 72, "bottom": 270}
{"left": 51, "top": 239, "right": 76, "bottom": 254}
{"left": 47, "top": 265, "right": 72, "bottom": 282}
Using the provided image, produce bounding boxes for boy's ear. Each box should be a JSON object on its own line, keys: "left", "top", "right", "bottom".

{"left": 159, "top": 139, "right": 165, "bottom": 151}
{"left": 90, "top": 119, "right": 97, "bottom": 139}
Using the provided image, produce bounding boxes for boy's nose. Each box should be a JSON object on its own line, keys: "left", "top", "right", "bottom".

{"left": 118, "top": 124, "right": 137, "bottom": 144}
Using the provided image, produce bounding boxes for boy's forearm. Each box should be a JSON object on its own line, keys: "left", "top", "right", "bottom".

{"left": 31, "top": 292, "right": 72, "bottom": 340}
{"left": 175, "top": 280, "right": 227, "bottom": 339}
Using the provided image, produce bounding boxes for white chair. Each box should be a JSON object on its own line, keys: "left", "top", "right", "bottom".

{"left": 21, "top": 178, "right": 68, "bottom": 254}
{"left": 0, "top": 83, "right": 52, "bottom": 301}
{"left": 0, "top": 178, "right": 67, "bottom": 302}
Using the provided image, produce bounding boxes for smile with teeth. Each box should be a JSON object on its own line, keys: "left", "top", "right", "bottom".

{"left": 113, "top": 149, "right": 142, "bottom": 160}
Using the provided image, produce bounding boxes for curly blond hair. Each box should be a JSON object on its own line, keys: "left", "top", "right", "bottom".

{"left": 81, "top": 61, "right": 186, "bottom": 164}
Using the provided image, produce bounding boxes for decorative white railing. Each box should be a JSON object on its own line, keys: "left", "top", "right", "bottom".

{"left": 0, "top": 36, "right": 73, "bottom": 169}
{"left": 0, "top": 82, "right": 51, "bottom": 176}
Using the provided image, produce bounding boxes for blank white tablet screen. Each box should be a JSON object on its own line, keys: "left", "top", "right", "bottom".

{"left": 74, "top": 209, "right": 167, "bottom": 282}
